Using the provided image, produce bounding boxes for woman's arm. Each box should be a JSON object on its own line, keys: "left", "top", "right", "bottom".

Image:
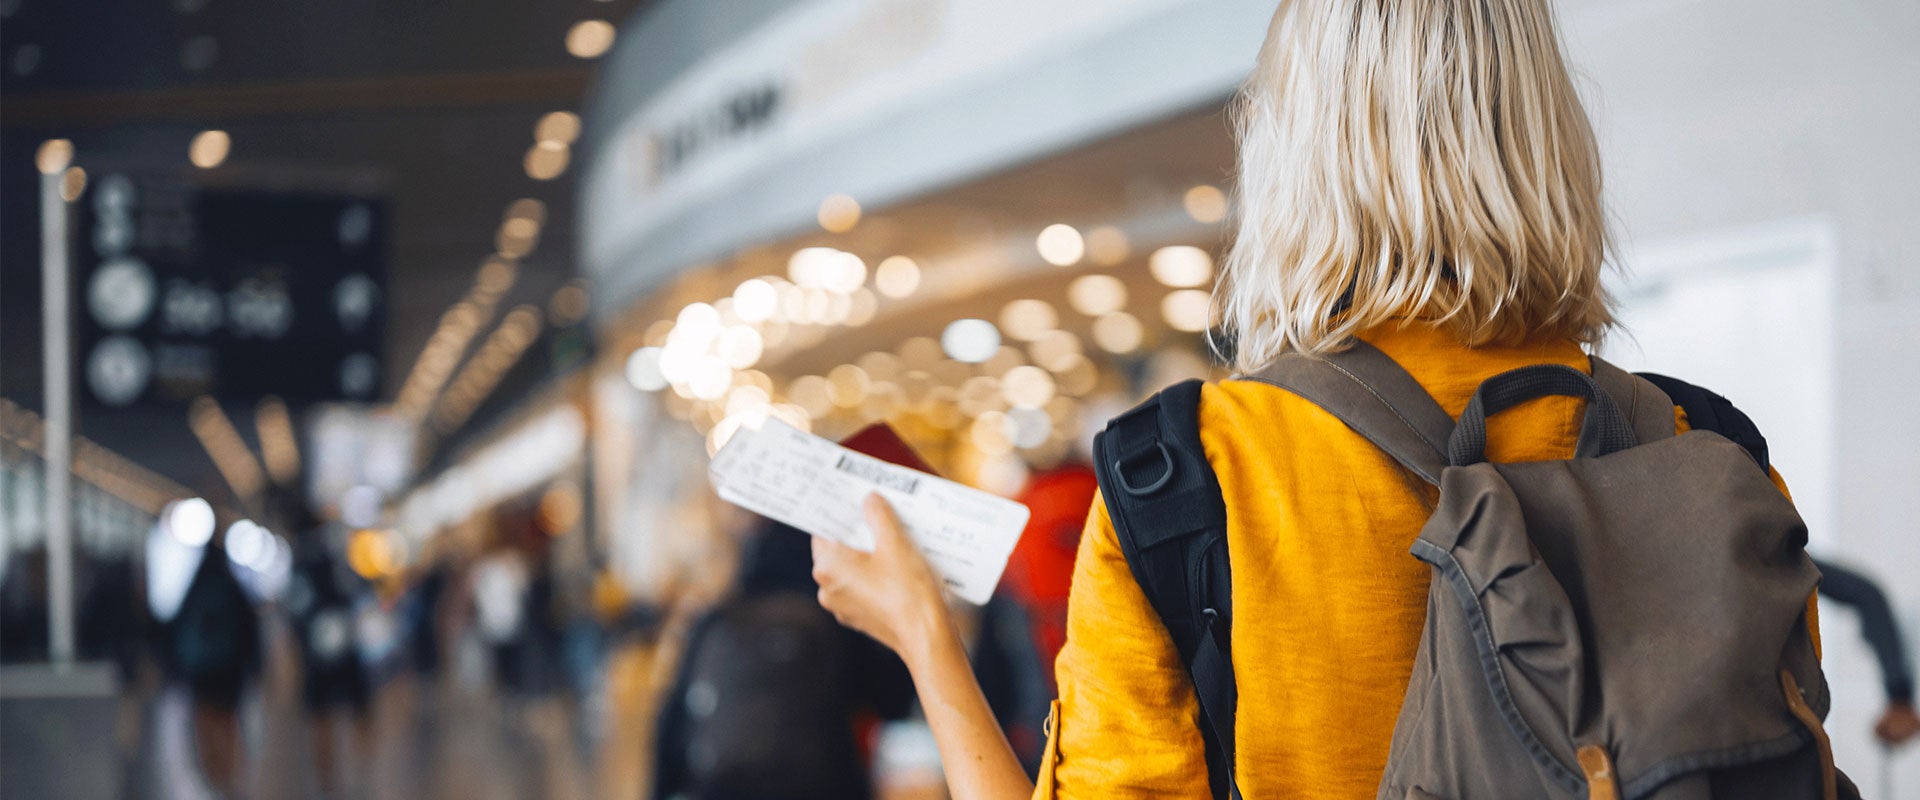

{"left": 811, "top": 494, "right": 1033, "bottom": 800}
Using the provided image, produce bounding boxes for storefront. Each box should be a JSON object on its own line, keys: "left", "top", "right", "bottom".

{"left": 577, "top": 0, "right": 1276, "bottom": 606}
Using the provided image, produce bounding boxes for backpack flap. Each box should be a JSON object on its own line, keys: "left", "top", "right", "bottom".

{"left": 1396, "top": 419, "right": 1830, "bottom": 799}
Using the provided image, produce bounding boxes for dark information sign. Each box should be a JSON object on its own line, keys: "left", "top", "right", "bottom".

{"left": 74, "top": 172, "right": 387, "bottom": 407}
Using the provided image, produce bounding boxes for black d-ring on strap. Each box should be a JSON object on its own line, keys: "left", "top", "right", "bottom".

{"left": 1447, "top": 364, "right": 1638, "bottom": 467}
{"left": 1113, "top": 441, "right": 1176, "bottom": 495}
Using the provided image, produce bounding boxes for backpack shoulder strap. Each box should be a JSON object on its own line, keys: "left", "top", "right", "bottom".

{"left": 1246, "top": 341, "right": 1454, "bottom": 485}
{"left": 1633, "top": 372, "right": 1769, "bottom": 470}
{"left": 1588, "top": 356, "right": 1679, "bottom": 443}
{"left": 1092, "top": 379, "right": 1238, "bottom": 800}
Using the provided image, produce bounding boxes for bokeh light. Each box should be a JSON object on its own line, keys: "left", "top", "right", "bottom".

{"left": 1183, "top": 184, "right": 1228, "bottom": 223}
{"left": 874, "top": 256, "right": 921, "bottom": 298}
{"left": 733, "top": 278, "right": 779, "bottom": 322}
{"left": 1001, "top": 365, "right": 1057, "bottom": 410}
{"left": 1161, "top": 288, "right": 1212, "bottom": 332}
{"left": 1035, "top": 224, "right": 1085, "bottom": 266}
{"left": 817, "top": 193, "right": 862, "bottom": 233}
{"left": 566, "top": 20, "right": 616, "bottom": 58}
{"left": 1067, "top": 274, "right": 1127, "bottom": 316}
{"left": 189, "top": 130, "right": 230, "bottom": 169}
{"left": 36, "top": 139, "right": 73, "bottom": 174}
{"left": 535, "top": 111, "right": 582, "bottom": 145}
{"left": 165, "top": 497, "right": 215, "bottom": 547}
{"left": 1150, "top": 245, "right": 1213, "bottom": 288}
{"left": 941, "top": 318, "right": 1001, "bottom": 363}
{"left": 1092, "top": 311, "right": 1145, "bottom": 353}
{"left": 524, "top": 141, "right": 570, "bottom": 180}
{"left": 998, "top": 299, "right": 1058, "bottom": 342}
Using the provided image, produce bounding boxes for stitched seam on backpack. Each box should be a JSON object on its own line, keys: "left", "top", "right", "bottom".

{"left": 1250, "top": 358, "right": 1443, "bottom": 483}
{"left": 1321, "top": 358, "right": 1448, "bottom": 455}
{"left": 1413, "top": 539, "right": 1586, "bottom": 795}
{"left": 1616, "top": 730, "right": 1812, "bottom": 799}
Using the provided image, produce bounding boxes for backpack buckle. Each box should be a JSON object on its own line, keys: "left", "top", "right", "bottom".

{"left": 1113, "top": 440, "right": 1176, "bottom": 496}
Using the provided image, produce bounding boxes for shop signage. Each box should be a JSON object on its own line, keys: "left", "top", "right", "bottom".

{"left": 581, "top": 0, "right": 1273, "bottom": 314}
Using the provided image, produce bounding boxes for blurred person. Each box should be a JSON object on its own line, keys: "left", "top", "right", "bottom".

{"left": 166, "top": 533, "right": 263, "bottom": 797}
{"left": 473, "top": 537, "right": 584, "bottom": 800}
{"left": 808, "top": 1, "right": 1844, "bottom": 799}
{"left": 77, "top": 552, "right": 154, "bottom": 788}
{"left": 964, "top": 595, "right": 1050, "bottom": 775}
{"left": 1812, "top": 557, "right": 1918, "bottom": 748}
{"left": 968, "top": 464, "right": 1100, "bottom": 770}
{"left": 405, "top": 563, "right": 450, "bottom": 683}
{"left": 1001, "top": 464, "right": 1098, "bottom": 693}
{"left": 0, "top": 551, "right": 50, "bottom": 662}
{"left": 286, "top": 524, "right": 374, "bottom": 798}
{"left": 652, "top": 520, "right": 914, "bottom": 800}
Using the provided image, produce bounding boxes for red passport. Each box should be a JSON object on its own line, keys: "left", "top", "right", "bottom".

{"left": 839, "top": 423, "right": 937, "bottom": 478}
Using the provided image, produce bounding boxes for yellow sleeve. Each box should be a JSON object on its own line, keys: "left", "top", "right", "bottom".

{"left": 1033, "top": 492, "right": 1210, "bottom": 800}
{"left": 1766, "top": 464, "right": 1822, "bottom": 659}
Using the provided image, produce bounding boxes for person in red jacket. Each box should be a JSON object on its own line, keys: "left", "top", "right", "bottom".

{"left": 1001, "top": 464, "right": 1097, "bottom": 694}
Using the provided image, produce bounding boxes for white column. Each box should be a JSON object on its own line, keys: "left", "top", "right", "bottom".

{"left": 41, "top": 170, "right": 74, "bottom": 669}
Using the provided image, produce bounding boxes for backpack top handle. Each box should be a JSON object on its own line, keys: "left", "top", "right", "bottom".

{"left": 1448, "top": 364, "right": 1638, "bottom": 467}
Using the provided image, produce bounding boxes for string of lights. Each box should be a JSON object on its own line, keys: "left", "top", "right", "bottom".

{"left": 0, "top": 398, "right": 194, "bottom": 516}
{"left": 187, "top": 395, "right": 268, "bottom": 505}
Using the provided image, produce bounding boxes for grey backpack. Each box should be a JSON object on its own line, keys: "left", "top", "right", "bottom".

{"left": 1093, "top": 342, "right": 1857, "bottom": 799}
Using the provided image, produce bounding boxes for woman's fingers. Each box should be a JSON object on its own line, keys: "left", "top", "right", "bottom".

{"left": 811, "top": 534, "right": 857, "bottom": 578}
{"left": 806, "top": 494, "right": 948, "bottom": 656}
{"left": 863, "top": 492, "right": 907, "bottom": 551}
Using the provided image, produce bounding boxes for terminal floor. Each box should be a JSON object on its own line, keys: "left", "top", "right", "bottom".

{"left": 125, "top": 620, "right": 661, "bottom": 800}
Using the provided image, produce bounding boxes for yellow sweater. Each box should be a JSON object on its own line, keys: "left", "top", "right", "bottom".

{"left": 1033, "top": 325, "right": 1815, "bottom": 798}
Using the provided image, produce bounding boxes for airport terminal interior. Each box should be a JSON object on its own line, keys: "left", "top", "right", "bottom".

{"left": 2, "top": 1, "right": 1918, "bottom": 798}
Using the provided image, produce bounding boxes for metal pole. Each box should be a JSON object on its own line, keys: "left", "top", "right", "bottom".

{"left": 41, "top": 169, "right": 75, "bottom": 669}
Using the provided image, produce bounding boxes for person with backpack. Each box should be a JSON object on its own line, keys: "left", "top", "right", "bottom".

{"left": 167, "top": 532, "right": 264, "bottom": 797}
{"left": 653, "top": 520, "right": 915, "bottom": 800}
{"left": 807, "top": 1, "right": 1857, "bottom": 798}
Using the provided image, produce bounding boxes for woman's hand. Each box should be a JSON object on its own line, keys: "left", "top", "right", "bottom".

{"left": 811, "top": 493, "right": 952, "bottom": 662}
{"left": 1877, "top": 701, "right": 1920, "bottom": 747}
{"left": 812, "top": 493, "right": 1035, "bottom": 800}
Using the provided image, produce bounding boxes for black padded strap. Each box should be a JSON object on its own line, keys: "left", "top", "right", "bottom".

{"left": 1093, "top": 380, "right": 1239, "bottom": 800}
{"left": 1246, "top": 341, "right": 1454, "bottom": 485}
{"left": 1636, "top": 372, "right": 1770, "bottom": 471}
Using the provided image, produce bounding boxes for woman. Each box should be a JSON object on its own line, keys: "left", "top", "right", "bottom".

{"left": 812, "top": 1, "right": 1813, "bottom": 797}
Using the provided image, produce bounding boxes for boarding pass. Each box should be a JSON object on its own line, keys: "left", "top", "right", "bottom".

{"left": 708, "top": 419, "right": 1030, "bottom": 605}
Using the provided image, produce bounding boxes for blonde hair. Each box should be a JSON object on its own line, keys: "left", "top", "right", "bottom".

{"left": 1220, "top": 0, "right": 1614, "bottom": 370}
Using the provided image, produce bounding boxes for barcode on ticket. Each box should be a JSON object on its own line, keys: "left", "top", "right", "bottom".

{"left": 834, "top": 454, "right": 921, "bottom": 495}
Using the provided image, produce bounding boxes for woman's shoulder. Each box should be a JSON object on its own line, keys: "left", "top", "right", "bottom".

{"left": 1195, "top": 378, "right": 1369, "bottom": 461}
